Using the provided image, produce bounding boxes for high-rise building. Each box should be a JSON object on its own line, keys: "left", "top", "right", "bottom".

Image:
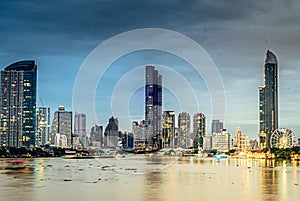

{"left": 0, "top": 60, "right": 37, "bottom": 147}
{"left": 178, "top": 112, "right": 191, "bottom": 148}
{"left": 51, "top": 105, "right": 72, "bottom": 147}
{"left": 259, "top": 50, "right": 278, "bottom": 149}
{"left": 193, "top": 113, "right": 206, "bottom": 148}
{"left": 145, "top": 65, "right": 162, "bottom": 145}
{"left": 36, "top": 107, "right": 51, "bottom": 146}
{"left": 74, "top": 112, "right": 87, "bottom": 147}
{"left": 104, "top": 116, "right": 118, "bottom": 147}
{"left": 162, "top": 111, "right": 175, "bottom": 148}
{"left": 211, "top": 119, "right": 223, "bottom": 134}
{"left": 89, "top": 124, "right": 103, "bottom": 147}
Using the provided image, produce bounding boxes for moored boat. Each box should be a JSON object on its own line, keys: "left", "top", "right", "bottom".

{"left": 6, "top": 159, "right": 26, "bottom": 170}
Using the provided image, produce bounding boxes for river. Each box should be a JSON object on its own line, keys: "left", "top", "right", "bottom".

{"left": 1, "top": 156, "right": 300, "bottom": 201}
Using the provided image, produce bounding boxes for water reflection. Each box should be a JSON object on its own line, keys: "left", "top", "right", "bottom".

{"left": 0, "top": 157, "right": 299, "bottom": 201}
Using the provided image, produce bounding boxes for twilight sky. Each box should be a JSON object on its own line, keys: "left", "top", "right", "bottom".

{"left": 1, "top": 0, "right": 300, "bottom": 139}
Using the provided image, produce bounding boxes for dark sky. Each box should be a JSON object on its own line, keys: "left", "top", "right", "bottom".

{"left": 1, "top": 0, "right": 300, "bottom": 138}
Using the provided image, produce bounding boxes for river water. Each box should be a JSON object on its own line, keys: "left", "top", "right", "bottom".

{"left": 0, "top": 156, "right": 300, "bottom": 201}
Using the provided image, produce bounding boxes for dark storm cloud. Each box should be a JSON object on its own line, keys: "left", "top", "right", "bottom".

{"left": 0, "top": 0, "right": 276, "bottom": 57}
{"left": 1, "top": 0, "right": 300, "bottom": 136}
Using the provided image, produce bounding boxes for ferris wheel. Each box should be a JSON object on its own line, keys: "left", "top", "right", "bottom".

{"left": 270, "top": 128, "right": 296, "bottom": 149}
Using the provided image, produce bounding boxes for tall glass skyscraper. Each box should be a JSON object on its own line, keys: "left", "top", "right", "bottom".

{"left": 74, "top": 112, "right": 87, "bottom": 139}
{"left": 178, "top": 112, "right": 191, "bottom": 148}
{"left": 145, "top": 65, "right": 162, "bottom": 145}
{"left": 36, "top": 107, "right": 51, "bottom": 146}
{"left": 162, "top": 111, "right": 175, "bottom": 148}
{"left": 259, "top": 50, "right": 278, "bottom": 149}
{"left": 0, "top": 60, "right": 37, "bottom": 147}
{"left": 193, "top": 113, "right": 206, "bottom": 149}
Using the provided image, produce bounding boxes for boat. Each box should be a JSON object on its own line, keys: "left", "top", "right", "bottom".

{"left": 6, "top": 160, "right": 26, "bottom": 170}
{"left": 122, "top": 147, "right": 160, "bottom": 154}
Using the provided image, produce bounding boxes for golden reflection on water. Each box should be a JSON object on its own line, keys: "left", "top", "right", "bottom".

{"left": 0, "top": 157, "right": 300, "bottom": 201}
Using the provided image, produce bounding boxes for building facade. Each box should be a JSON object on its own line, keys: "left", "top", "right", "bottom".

{"left": 104, "top": 116, "right": 119, "bottom": 147}
{"left": 211, "top": 119, "right": 223, "bottom": 134}
{"left": 259, "top": 50, "right": 278, "bottom": 149}
{"left": 235, "top": 127, "right": 247, "bottom": 151}
{"left": 89, "top": 124, "right": 103, "bottom": 147}
{"left": 178, "top": 112, "right": 191, "bottom": 148}
{"left": 212, "top": 131, "right": 232, "bottom": 152}
{"left": 193, "top": 113, "right": 206, "bottom": 148}
{"left": 0, "top": 60, "right": 37, "bottom": 147}
{"left": 145, "top": 65, "right": 162, "bottom": 145}
{"left": 162, "top": 111, "right": 175, "bottom": 148}
{"left": 51, "top": 106, "right": 72, "bottom": 147}
{"left": 132, "top": 120, "right": 146, "bottom": 140}
{"left": 74, "top": 112, "right": 87, "bottom": 147}
{"left": 36, "top": 107, "right": 51, "bottom": 146}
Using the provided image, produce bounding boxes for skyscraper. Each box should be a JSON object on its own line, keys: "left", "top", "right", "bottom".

{"left": 178, "top": 112, "right": 191, "bottom": 148}
{"left": 211, "top": 119, "right": 223, "bottom": 134}
{"left": 193, "top": 113, "right": 206, "bottom": 148}
{"left": 145, "top": 65, "right": 162, "bottom": 144}
{"left": 74, "top": 112, "right": 87, "bottom": 147}
{"left": 51, "top": 105, "right": 72, "bottom": 147}
{"left": 259, "top": 50, "right": 278, "bottom": 149}
{"left": 162, "top": 111, "right": 175, "bottom": 148}
{"left": 0, "top": 60, "right": 37, "bottom": 147}
{"left": 89, "top": 124, "right": 103, "bottom": 147}
{"left": 36, "top": 107, "right": 51, "bottom": 146}
{"left": 104, "top": 116, "right": 119, "bottom": 147}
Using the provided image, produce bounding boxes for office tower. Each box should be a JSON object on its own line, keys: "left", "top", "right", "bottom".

{"left": 0, "top": 60, "right": 37, "bottom": 147}
{"left": 74, "top": 112, "right": 87, "bottom": 147}
{"left": 89, "top": 124, "right": 103, "bottom": 147}
{"left": 193, "top": 113, "right": 206, "bottom": 148}
{"left": 178, "top": 112, "right": 191, "bottom": 148}
{"left": 211, "top": 119, "right": 224, "bottom": 134}
{"left": 51, "top": 105, "right": 72, "bottom": 147}
{"left": 104, "top": 116, "right": 118, "bottom": 147}
{"left": 259, "top": 50, "right": 278, "bottom": 149}
{"left": 162, "top": 111, "right": 175, "bottom": 148}
{"left": 36, "top": 107, "right": 51, "bottom": 146}
{"left": 145, "top": 65, "right": 162, "bottom": 144}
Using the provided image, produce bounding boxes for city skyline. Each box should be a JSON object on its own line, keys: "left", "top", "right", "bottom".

{"left": 1, "top": 1, "right": 300, "bottom": 138}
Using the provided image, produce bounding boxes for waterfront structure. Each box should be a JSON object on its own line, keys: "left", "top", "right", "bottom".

{"left": 145, "top": 65, "right": 162, "bottom": 145}
{"left": 104, "top": 116, "right": 119, "bottom": 147}
{"left": 211, "top": 119, "right": 223, "bottom": 134}
{"left": 235, "top": 127, "right": 247, "bottom": 151}
{"left": 178, "top": 112, "right": 191, "bottom": 148}
{"left": 0, "top": 60, "right": 37, "bottom": 147}
{"left": 74, "top": 112, "right": 87, "bottom": 147}
{"left": 212, "top": 130, "right": 232, "bottom": 152}
{"left": 259, "top": 50, "right": 278, "bottom": 149}
{"left": 89, "top": 124, "right": 103, "bottom": 147}
{"left": 270, "top": 128, "right": 295, "bottom": 149}
{"left": 51, "top": 106, "right": 72, "bottom": 147}
{"left": 36, "top": 107, "right": 51, "bottom": 146}
{"left": 162, "top": 111, "right": 175, "bottom": 148}
{"left": 193, "top": 113, "right": 206, "bottom": 148}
